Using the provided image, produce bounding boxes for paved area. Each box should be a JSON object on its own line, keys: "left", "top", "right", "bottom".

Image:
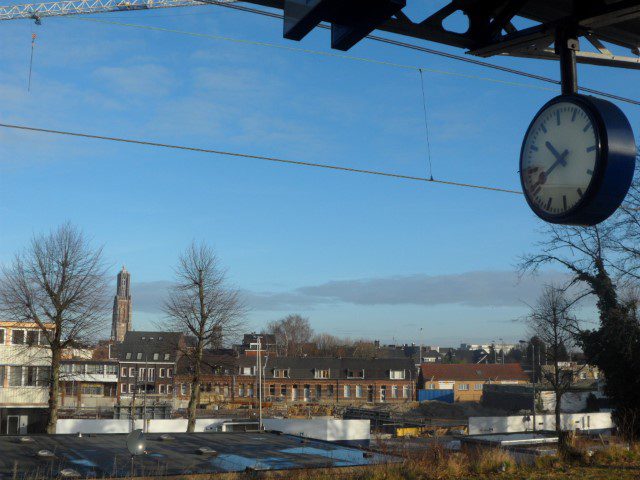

{"left": 0, "top": 432, "right": 393, "bottom": 478}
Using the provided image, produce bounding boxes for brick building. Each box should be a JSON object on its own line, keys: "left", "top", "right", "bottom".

{"left": 116, "top": 331, "right": 183, "bottom": 407}
{"left": 237, "top": 357, "right": 415, "bottom": 405}
{"left": 174, "top": 350, "right": 237, "bottom": 408}
{"left": 418, "top": 363, "right": 529, "bottom": 402}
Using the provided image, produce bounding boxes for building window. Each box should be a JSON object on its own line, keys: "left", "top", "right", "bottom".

{"left": 128, "top": 384, "right": 134, "bottom": 393}
{"left": 315, "top": 385, "right": 322, "bottom": 399}
{"left": 0, "top": 366, "right": 4, "bottom": 385}
{"left": 344, "top": 385, "right": 351, "bottom": 398}
{"left": 26, "top": 330, "right": 39, "bottom": 346}
{"left": 121, "top": 367, "right": 127, "bottom": 377}
{"left": 129, "top": 367, "right": 135, "bottom": 377}
{"left": 136, "top": 353, "right": 142, "bottom": 360}
{"left": 241, "top": 367, "right": 253, "bottom": 376}
{"left": 159, "top": 368, "right": 165, "bottom": 378}
{"left": 314, "top": 369, "right": 330, "bottom": 379}
{"left": 274, "top": 369, "right": 289, "bottom": 378}
{"left": 167, "top": 369, "right": 172, "bottom": 378}
{"left": 280, "top": 385, "right": 287, "bottom": 397}
{"left": 474, "top": 384, "right": 483, "bottom": 391}
{"left": 224, "top": 386, "right": 229, "bottom": 397}
{"left": 139, "top": 368, "right": 145, "bottom": 380}
{"left": 11, "top": 330, "right": 24, "bottom": 345}
{"left": 355, "top": 385, "right": 363, "bottom": 398}
{"left": 346, "top": 370, "right": 364, "bottom": 379}
{"left": 239, "top": 385, "right": 245, "bottom": 397}
{"left": 159, "top": 384, "right": 165, "bottom": 394}
{"left": 428, "top": 383, "right": 435, "bottom": 390}
{"left": 327, "top": 385, "right": 334, "bottom": 397}
{"left": 153, "top": 353, "right": 159, "bottom": 360}
{"left": 82, "top": 385, "right": 103, "bottom": 395}
{"left": 124, "top": 353, "right": 131, "bottom": 360}
{"left": 392, "top": 385, "right": 398, "bottom": 398}
{"left": 0, "top": 329, "right": 4, "bottom": 344}
{"left": 164, "top": 354, "right": 170, "bottom": 361}
{"left": 458, "top": 384, "right": 470, "bottom": 391}
{"left": 167, "top": 385, "right": 172, "bottom": 394}
{"left": 380, "top": 385, "right": 387, "bottom": 401}
{"left": 389, "top": 370, "right": 405, "bottom": 380}
{"left": 121, "top": 384, "right": 127, "bottom": 393}
{"left": 87, "top": 364, "right": 104, "bottom": 375}
{"left": 148, "top": 368, "right": 155, "bottom": 381}
{"left": 106, "top": 364, "right": 118, "bottom": 375}
{"left": 181, "top": 384, "right": 187, "bottom": 395}
{"left": 403, "top": 385, "right": 410, "bottom": 399}
{"left": 9, "top": 366, "right": 22, "bottom": 386}
{"left": 269, "top": 385, "right": 276, "bottom": 396}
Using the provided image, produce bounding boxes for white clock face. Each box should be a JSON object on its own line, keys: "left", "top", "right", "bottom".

{"left": 521, "top": 101, "right": 598, "bottom": 216}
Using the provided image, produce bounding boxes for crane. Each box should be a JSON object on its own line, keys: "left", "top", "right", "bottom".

{"left": 0, "top": 0, "right": 231, "bottom": 23}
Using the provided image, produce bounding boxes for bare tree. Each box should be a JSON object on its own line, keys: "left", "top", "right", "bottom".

{"left": 520, "top": 217, "right": 640, "bottom": 439}
{"left": 266, "top": 314, "right": 313, "bottom": 357}
{"left": 163, "top": 242, "right": 244, "bottom": 432}
{"left": 0, "top": 223, "right": 108, "bottom": 433}
{"left": 526, "top": 285, "right": 581, "bottom": 442}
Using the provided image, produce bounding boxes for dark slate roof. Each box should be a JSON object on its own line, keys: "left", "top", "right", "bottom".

{"left": 117, "top": 331, "right": 183, "bottom": 363}
{"left": 176, "top": 350, "right": 238, "bottom": 375}
{"left": 237, "top": 356, "right": 414, "bottom": 381}
{"left": 420, "top": 363, "right": 529, "bottom": 382}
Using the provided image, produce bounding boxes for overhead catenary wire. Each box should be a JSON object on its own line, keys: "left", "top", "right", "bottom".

{"left": 0, "top": 122, "right": 523, "bottom": 195}
{"left": 73, "top": 17, "right": 557, "bottom": 94}
{"left": 418, "top": 68, "right": 433, "bottom": 180}
{"left": 201, "top": 0, "right": 640, "bottom": 107}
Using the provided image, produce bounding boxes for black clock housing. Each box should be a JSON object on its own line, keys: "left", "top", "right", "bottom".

{"left": 520, "top": 94, "right": 636, "bottom": 226}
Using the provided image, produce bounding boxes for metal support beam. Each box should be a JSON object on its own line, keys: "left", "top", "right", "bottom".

{"left": 556, "top": 27, "right": 579, "bottom": 96}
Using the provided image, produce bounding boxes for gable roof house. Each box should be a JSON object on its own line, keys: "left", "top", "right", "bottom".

{"left": 419, "top": 363, "right": 529, "bottom": 402}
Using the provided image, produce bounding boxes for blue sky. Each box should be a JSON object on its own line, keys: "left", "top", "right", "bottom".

{"left": 0, "top": 1, "right": 637, "bottom": 345}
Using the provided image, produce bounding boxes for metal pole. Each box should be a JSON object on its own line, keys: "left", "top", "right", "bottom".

{"left": 532, "top": 344, "right": 536, "bottom": 433}
{"left": 556, "top": 27, "right": 579, "bottom": 95}
{"left": 257, "top": 337, "right": 262, "bottom": 431}
{"left": 143, "top": 355, "right": 147, "bottom": 432}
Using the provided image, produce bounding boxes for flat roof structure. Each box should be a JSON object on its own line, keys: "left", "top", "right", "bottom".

{"left": 0, "top": 432, "right": 395, "bottom": 478}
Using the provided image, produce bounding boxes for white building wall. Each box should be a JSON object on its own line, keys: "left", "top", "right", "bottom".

{"left": 262, "top": 418, "right": 370, "bottom": 442}
{"left": 55, "top": 418, "right": 231, "bottom": 434}
{"left": 468, "top": 412, "right": 614, "bottom": 435}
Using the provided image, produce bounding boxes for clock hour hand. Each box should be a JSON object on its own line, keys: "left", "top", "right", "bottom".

{"left": 545, "top": 149, "right": 569, "bottom": 176}
{"left": 545, "top": 141, "right": 568, "bottom": 167}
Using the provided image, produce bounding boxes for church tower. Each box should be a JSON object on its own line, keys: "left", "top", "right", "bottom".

{"left": 111, "top": 266, "right": 132, "bottom": 343}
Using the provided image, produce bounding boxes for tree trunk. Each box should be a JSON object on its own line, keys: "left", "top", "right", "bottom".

{"left": 46, "top": 346, "right": 61, "bottom": 434}
{"left": 187, "top": 345, "right": 203, "bottom": 433}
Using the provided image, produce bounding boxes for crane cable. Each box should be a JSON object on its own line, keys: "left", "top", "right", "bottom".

{"left": 27, "top": 32, "right": 36, "bottom": 92}
{"left": 0, "top": 122, "right": 523, "bottom": 195}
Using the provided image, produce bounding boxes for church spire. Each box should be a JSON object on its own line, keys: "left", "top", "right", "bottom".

{"left": 111, "top": 266, "right": 132, "bottom": 343}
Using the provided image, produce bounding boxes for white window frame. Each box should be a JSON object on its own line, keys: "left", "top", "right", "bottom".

{"left": 181, "top": 383, "right": 187, "bottom": 395}
{"left": 159, "top": 368, "right": 165, "bottom": 378}
{"left": 314, "top": 369, "right": 330, "bottom": 379}
{"left": 389, "top": 370, "right": 405, "bottom": 380}
{"left": 167, "top": 368, "right": 172, "bottom": 378}
{"left": 148, "top": 368, "right": 155, "bottom": 381}
{"left": 121, "top": 367, "right": 127, "bottom": 377}
{"left": 121, "top": 384, "right": 127, "bottom": 393}
{"left": 129, "top": 367, "right": 135, "bottom": 377}
{"left": 403, "top": 385, "right": 410, "bottom": 399}
{"left": 159, "top": 384, "right": 165, "bottom": 394}
{"left": 343, "top": 385, "right": 351, "bottom": 398}
{"left": 458, "top": 383, "right": 470, "bottom": 391}
{"left": 128, "top": 384, "right": 134, "bottom": 393}
{"left": 355, "top": 385, "right": 363, "bottom": 398}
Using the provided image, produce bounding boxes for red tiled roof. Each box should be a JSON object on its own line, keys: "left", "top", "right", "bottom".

{"left": 420, "top": 363, "right": 528, "bottom": 382}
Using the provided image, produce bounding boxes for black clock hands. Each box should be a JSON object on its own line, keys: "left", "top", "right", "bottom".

{"left": 531, "top": 142, "right": 569, "bottom": 190}
{"left": 544, "top": 141, "right": 569, "bottom": 176}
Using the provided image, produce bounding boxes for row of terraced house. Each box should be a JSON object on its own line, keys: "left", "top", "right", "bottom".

{"left": 0, "top": 322, "right": 531, "bottom": 433}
